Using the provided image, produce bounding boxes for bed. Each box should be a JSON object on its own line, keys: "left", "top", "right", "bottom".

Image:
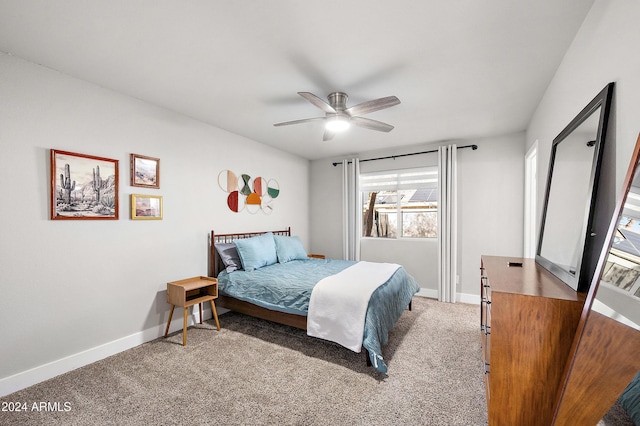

{"left": 209, "top": 228, "right": 420, "bottom": 373}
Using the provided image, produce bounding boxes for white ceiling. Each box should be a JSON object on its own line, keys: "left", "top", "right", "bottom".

{"left": 0, "top": 0, "right": 595, "bottom": 160}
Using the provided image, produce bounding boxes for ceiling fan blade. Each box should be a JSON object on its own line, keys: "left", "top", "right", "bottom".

{"left": 273, "top": 116, "right": 325, "bottom": 127}
{"left": 298, "top": 92, "right": 336, "bottom": 114}
{"left": 346, "top": 96, "right": 400, "bottom": 116}
{"left": 350, "top": 116, "right": 394, "bottom": 132}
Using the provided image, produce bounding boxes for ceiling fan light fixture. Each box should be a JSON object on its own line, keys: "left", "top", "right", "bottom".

{"left": 325, "top": 116, "right": 350, "bottom": 132}
{"left": 273, "top": 91, "right": 400, "bottom": 141}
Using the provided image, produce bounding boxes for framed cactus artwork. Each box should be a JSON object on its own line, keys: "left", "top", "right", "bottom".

{"left": 50, "top": 149, "right": 119, "bottom": 220}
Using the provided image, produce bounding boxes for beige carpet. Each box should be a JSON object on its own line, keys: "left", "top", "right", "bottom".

{"left": 1, "top": 297, "right": 489, "bottom": 425}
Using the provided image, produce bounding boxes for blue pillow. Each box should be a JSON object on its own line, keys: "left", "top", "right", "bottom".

{"left": 234, "top": 232, "right": 277, "bottom": 271}
{"left": 274, "top": 235, "right": 308, "bottom": 263}
{"left": 215, "top": 243, "right": 242, "bottom": 273}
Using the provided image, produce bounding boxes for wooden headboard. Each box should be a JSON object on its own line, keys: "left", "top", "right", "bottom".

{"left": 209, "top": 227, "right": 291, "bottom": 277}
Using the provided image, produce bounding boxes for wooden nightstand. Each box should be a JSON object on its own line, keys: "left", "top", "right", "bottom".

{"left": 164, "top": 276, "right": 220, "bottom": 346}
{"left": 307, "top": 254, "right": 326, "bottom": 259}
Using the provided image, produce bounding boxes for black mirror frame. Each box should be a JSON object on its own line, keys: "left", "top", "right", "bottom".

{"left": 536, "top": 82, "right": 614, "bottom": 292}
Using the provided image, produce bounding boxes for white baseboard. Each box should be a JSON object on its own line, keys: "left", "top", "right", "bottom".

{"left": 415, "top": 288, "right": 480, "bottom": 305}
{"left": 457, "top": 292, "right": 481, "bottom": 305}
{"left": 416, "top": 288, "right": 438, "bottom": 299}
{"left": 0, "top": 306, "right": 217, "bottom": 398}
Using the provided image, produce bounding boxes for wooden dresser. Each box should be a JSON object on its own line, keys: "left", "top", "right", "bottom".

{"left": 480, "top": 256, "right": 585, "bottom": 426}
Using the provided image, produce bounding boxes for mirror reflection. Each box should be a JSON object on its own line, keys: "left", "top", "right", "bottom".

{"left": 538, "top": 107, "right": 602, "bottom": 282}
{"left": 590, "top": 145, "right": 640, "bottom": 425}
{"left": 594, "top": 175, "right": 640, "bottom": 330}
{"left": 540, "top": 108, "right": 601, "bottom": 274}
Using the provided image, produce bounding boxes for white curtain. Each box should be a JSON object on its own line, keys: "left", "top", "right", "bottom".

{"left": 342, "top": 158, "right": 361, "bottom": 261}
{"left": 438, "top": 145, "right": 457, "bottom": 303}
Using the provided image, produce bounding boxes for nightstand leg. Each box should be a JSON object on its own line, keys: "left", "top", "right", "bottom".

{"left": 199, "top": 303, "right": 203, "bottom": 324}
{"left": 210, "top": 300, "right": 220, "bottom": 331}
{"left": 182, "top": 307, "right": 188, "bottom": 346}
{"left": 164, "top": 305, "right": 175, "bottom": 338}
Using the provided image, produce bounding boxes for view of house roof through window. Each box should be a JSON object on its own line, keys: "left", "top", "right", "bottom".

{"left": 361, "top": 167, "right": 438, "bottom": 239}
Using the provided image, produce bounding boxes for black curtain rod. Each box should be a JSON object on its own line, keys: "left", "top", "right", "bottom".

{"left": 331, "top": 144, "right": 478, "bottom": 166}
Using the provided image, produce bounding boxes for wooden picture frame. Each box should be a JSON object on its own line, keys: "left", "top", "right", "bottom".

{"left": 130, "top": 154, "right": 160, "bottom": 189}
{"left": 131, "top": 194, "right": 163, "bottom": 220}
{"left": 50, "top": 149, "right": 119, "bottom": 220}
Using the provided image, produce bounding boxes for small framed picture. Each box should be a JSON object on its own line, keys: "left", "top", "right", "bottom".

{"left": 131, "top": 194, "right": 163, "bottom": 220}
{"left": 130, "top": 154, "right": 160, "bottom": 189}
{"left": 50, "top": 149, "right": 119, "bottom": 220}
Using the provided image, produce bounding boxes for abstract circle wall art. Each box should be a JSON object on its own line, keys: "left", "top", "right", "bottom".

{"left": 267, "top": 179, "right": 280, "bottom": 199}
{"left": 217, "top": 170, "right": 238, "bottom": 193}
{"left": 218, "top": 170, "right": 279, "bottom": 214}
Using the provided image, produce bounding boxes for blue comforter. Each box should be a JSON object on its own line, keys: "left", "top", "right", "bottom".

{"left": 217, "top": 258, "right": 420, "bottom": 373}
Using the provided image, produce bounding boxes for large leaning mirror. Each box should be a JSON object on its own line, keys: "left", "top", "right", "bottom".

{"left": 552, "top": 133, "right": 640, "bottom": 425}
{"left": 537, "top": 83, "right": 614, "bottom": 292}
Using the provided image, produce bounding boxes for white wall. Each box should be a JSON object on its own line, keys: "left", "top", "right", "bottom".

{"left": 309, "top": 133, "right": 525, "bottom": 300}
{"left": 458, "top": 134, "right": 525, "bottom": 297}
{"left": 0, "top": 53, "right": 310, "bottom": 395}
{"left": 528, "top": 0, "right": 640, "bottom": 216}
{"left": 360, "top": 239, "right": 438, "bottom": 296}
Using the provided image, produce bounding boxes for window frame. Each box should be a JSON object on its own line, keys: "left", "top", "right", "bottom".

{"left": 360, "top": 166, "right": 438, "bottom": 240}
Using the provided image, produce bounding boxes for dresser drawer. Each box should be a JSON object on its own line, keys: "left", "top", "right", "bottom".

{"left": 480, "top": 255, "right": 584, "bottom": 426}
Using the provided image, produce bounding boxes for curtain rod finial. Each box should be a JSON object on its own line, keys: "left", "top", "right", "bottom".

{"left": 472, "top": 145, "right": 478, "bottom": 150}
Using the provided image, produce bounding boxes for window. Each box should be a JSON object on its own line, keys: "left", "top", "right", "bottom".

{"left": 360, "top": 167, "right": 438, "bottom": 239}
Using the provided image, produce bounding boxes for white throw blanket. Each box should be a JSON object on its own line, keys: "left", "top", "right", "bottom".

{"left": 307, "top": 261, "right": 401, "bottom": 352}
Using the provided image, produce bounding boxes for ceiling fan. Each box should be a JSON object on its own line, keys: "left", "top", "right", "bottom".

{"left": 274, "top": 92, "right": 400, "bottom": 141}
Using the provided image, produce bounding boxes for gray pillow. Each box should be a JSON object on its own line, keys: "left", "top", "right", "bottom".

{"left": 215, "top": 243, "right": 242, "bottom": 273}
